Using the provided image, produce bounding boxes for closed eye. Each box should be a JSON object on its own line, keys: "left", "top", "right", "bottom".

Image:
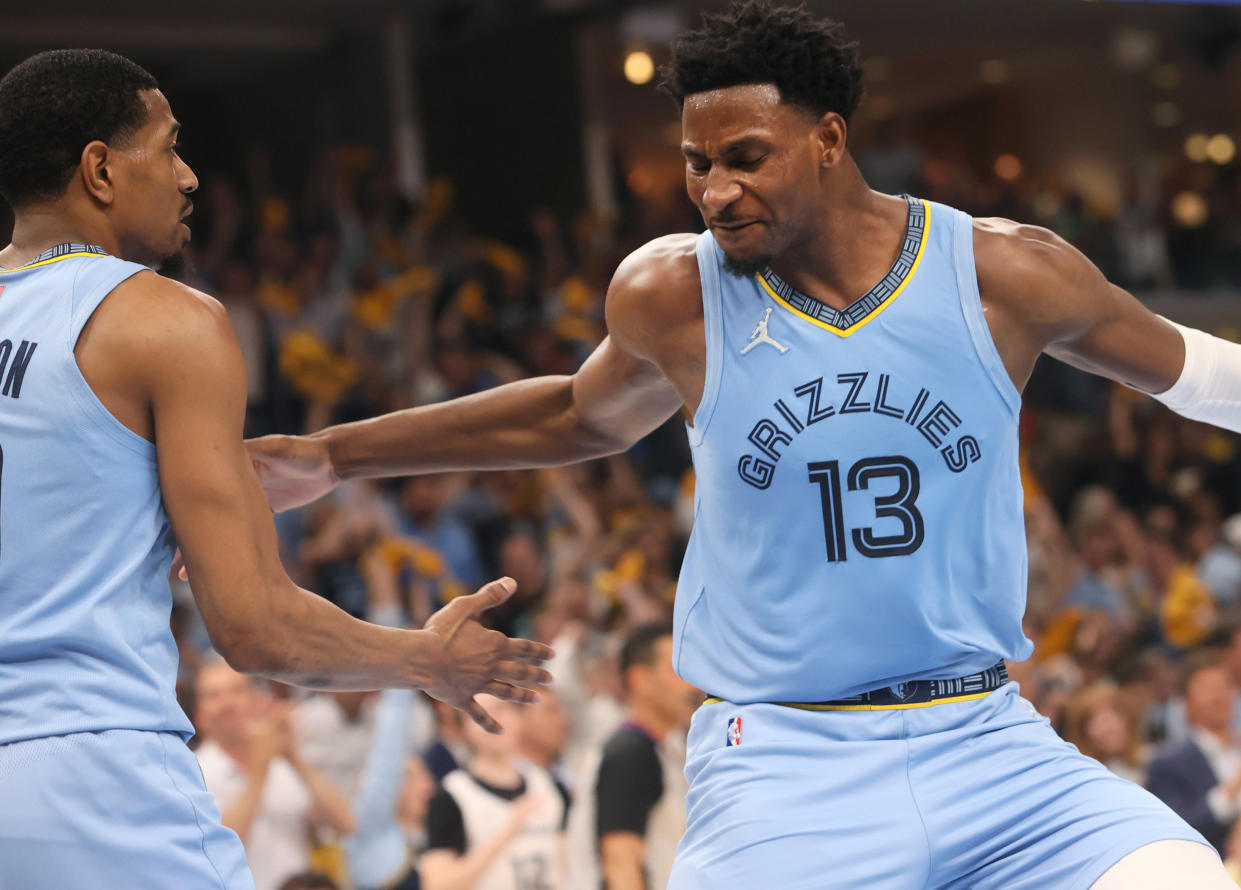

{"left": 732, "top": 154, "right": 767, "bottom": 170}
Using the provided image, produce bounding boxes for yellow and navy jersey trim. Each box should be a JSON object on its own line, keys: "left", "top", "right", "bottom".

{"left": 0, "top": 243, "right": 109, "bottom": 274}
{"left": 703, "top": 691, "right": 993, "bottom": 711}
{"left": 756, "top": 195, "right": 929, "bottom": 338}
{"left": 703, "top": 662, "right": 1009, "bottom": 711}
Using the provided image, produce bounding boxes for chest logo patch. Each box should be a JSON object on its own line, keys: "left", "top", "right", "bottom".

{"left": 741, "top": 308, "right": 788, "bottom": 355}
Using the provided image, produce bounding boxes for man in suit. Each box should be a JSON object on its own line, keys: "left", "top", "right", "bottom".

{"left": 1147, "top": 653, "right": 1241, "bottom": 852}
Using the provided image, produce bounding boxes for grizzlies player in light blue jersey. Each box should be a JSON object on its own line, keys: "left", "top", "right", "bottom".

{"left": 0, "top": 50, "right": 553, "bottom": 889}
{"left": 247, "top": 2, "right": 1241, "bottom": 887}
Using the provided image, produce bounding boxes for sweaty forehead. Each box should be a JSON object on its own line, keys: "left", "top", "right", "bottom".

{"left": 134, "top": 88, "right": 176, "bottom": 136}
{"left": 681, "top": 84, "right": 808, "bottom": 146}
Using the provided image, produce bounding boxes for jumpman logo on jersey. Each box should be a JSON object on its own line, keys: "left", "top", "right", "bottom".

{"left": 741, "top": 308, "right": 788, "bottom": 355}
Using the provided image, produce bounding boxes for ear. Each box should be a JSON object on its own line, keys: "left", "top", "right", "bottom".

{"left": 79, "top": 140, "right": 116, "bottom": 206}
{"left": 813, "top": 112, "right": 849, "bottom": 168}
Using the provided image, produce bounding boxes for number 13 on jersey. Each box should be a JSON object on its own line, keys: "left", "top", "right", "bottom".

{"left": 808, "top": 455, "right": 924, "bottom": 562}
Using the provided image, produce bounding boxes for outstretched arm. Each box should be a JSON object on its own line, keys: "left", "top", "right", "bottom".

{"left": 330, "top": 331, "right": 677, "bottom": 477}
{"left": 111, "top": 273, "right": 550, "bottom": 730}
{"left": 247, "top": 238, "right": 692, "bottom": 511}
{"left": 973, "top": 219, "right": 1241, "bottom": 431}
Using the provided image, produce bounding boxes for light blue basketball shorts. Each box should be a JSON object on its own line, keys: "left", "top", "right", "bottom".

{"left": 0, "top": 729, "right": 254, "bottom": 889}
{"left": 668, "top": 683, "right": 1209, "bottom": 890}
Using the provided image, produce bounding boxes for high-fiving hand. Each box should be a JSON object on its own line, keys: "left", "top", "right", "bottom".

{"left": 422, "top": 576, "right": 554, "bottom": 734}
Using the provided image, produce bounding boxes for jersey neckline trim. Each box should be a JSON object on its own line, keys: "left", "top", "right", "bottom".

{"left": 0, "top": 243, "right": 108, "bottom": 273}
{"left": 756, "top": 195, "right": 929, "bottom": 339}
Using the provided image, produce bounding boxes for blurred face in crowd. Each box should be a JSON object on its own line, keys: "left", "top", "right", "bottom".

{"left": 194, "top": 661, "right": 256, "bottom": 747}
{"left": 518, "top": 687, "right": 569, "bottom": 766}
{"left": 681, "top": 84, "right": 840, "bottom": 277}
{"left": 1084, "top": 705, "right": 1130, "bottom": 759}
{"left": 401, "top": 476, "right": 447, "bottom": 522}
{"left": 500, "top": 531, "right": 546, "bottom": 595}
{"left": 104, "top": 89, "right": 198, "bottom": 270}
{"left": 1075, "top": 524, "right": 1119, "bottom": 571}
{"left": 1185, "top": 665, "right": 1236, "bottom": 735}
{"left": 629, "top": 635, "right": 700, "bottom": 731}
{"left": 462, "top": 694, "right": 523, "bottom": 758}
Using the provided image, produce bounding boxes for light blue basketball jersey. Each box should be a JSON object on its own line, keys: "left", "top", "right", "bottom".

{"left": 0, "top": 244, "right": 193, "bottom": 744}
{"left": 676, "top": 197, "right": 1034, "bottom": 703}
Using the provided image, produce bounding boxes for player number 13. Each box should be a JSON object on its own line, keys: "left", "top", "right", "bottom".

{"left": 808, "top": 455, "right": 924, "bottom": 562}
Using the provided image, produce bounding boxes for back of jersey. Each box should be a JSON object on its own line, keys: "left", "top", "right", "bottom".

{"left": 0, "top": 244, "right": 193, "bottom": 744}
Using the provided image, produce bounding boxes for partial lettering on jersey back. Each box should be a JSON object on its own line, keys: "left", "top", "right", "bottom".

{"left": 0, "top": 248, "right": 191, "bottom": 744}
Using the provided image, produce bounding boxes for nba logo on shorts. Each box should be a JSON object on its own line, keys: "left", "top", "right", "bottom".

{"left": 726, "top": 716, "right": 742, "bottom": 747}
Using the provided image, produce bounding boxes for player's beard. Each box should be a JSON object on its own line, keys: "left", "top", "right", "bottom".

{"left": 722, "top": 249, "right": 773, "bottom": 278}
{"left": 157, "top": 251, "right": 192, "bottom": 281}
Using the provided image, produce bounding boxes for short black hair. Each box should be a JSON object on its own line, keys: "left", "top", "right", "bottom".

{"left": 0, "top": 49, "right": 158, "bottom": 207}
{"left": 620, "top": 623, "right": 673, "bottom": 677}
{"left": 660, "top": 0, "right": 863, "bottom": 122}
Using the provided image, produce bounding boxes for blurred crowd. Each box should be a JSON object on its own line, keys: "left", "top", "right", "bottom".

{"left": 861, "top": 116, "right": 1241, "bottom": 293}
{"left": 155, "top": 134, "right": 1241, "bottom": 890}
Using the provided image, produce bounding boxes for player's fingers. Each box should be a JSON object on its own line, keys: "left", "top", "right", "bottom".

{"left": 461, "top": 577, "right": 517, "bottom": 616}
{"left": 461, "top": 697, "right": 502, "bottom": 735}
{"left": 504, "top": 637, "right": 555, "bottom": 663}
{"left": 495, "top": 660, "right": 554, "bottom": 689}
{"left": 482, "top": 682, "right": 540, "bottom": 705}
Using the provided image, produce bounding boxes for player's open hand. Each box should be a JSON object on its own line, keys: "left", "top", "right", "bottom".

{"left": 245, "top": 433, "right": 338, "bottom": 512}
{"left": 421, "top": 577, "right": 555, "bottom": 734}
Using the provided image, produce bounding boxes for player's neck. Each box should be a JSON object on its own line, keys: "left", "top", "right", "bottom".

{"left": 767, "top": 166, "right": 907, "bottom": 313}
{"left": 469, "top": 752, "right": 522, "bottom": 788}
{"left": 2, "top": 202, "right": 121, "bottom": 268}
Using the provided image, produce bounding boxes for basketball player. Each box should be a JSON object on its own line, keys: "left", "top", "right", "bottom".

{"left": 246, "top": 2, "right": 1241, "bottom": 887}
{"left": 0, "top": 49, "right": 551, "bottom": 890}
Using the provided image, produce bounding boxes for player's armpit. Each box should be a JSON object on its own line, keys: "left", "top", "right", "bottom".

{"left": 973, "top": 219, "right": 1184, "bottom": 394}
{"left": 571, "top": 232, "right": 702, "bottom": 444}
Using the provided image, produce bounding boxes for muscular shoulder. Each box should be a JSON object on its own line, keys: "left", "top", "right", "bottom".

{"left": 972, "top": 217, "right": 1109, "bottom": 336}
{"left": 605, "top": 234, "right": 701, "bottom": 360}
{"left": 88, "top": 271, "right": 244, "bottom": 391}
{"left": 105, "top": 271, "right": 234, "bottom": 341}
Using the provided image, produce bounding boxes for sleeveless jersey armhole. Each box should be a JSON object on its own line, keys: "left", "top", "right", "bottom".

{"left": 62, "top": 261, "right": 156, "bottom": 459}
{"left": 688, "top": 232, "right": 725, "bottom": 446}
{"left": 952, "top": 211, "right": 1022, "bottom": 419}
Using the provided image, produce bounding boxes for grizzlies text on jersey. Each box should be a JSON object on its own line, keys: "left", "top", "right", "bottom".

{"left": 675, "top": 197, "right": 1034, "bottom": 703}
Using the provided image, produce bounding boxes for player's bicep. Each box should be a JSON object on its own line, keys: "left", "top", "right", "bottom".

{"left": 1045, "top": 282, "right": 1184, "bottom": 394}
{"left": 978, "top": 221, "right": 1184, "bottom": 394}
{"left": 143, "top": 292, "right": 287, "bottom": 658}
{"left": 570, "top": 335, "right": 682, "bottom": 447}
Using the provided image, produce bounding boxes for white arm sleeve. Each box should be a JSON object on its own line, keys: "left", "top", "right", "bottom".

{"left": 1149, "top": 319, "right": 1241, "bottom": 434}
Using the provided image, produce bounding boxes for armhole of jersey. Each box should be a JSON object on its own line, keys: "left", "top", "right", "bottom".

{"left": 952, "top": 211, "right": 1021, "bottom": 419}
{"left": 688, "top": 231, "right": 724, "bottom": 446}
{"left": 62, "top": 261, "right": 156, "bottom": 459}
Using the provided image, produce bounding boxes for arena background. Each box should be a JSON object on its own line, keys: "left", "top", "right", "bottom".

{"left": 4, "top": 1, "right": 1241, "bottom": 888}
